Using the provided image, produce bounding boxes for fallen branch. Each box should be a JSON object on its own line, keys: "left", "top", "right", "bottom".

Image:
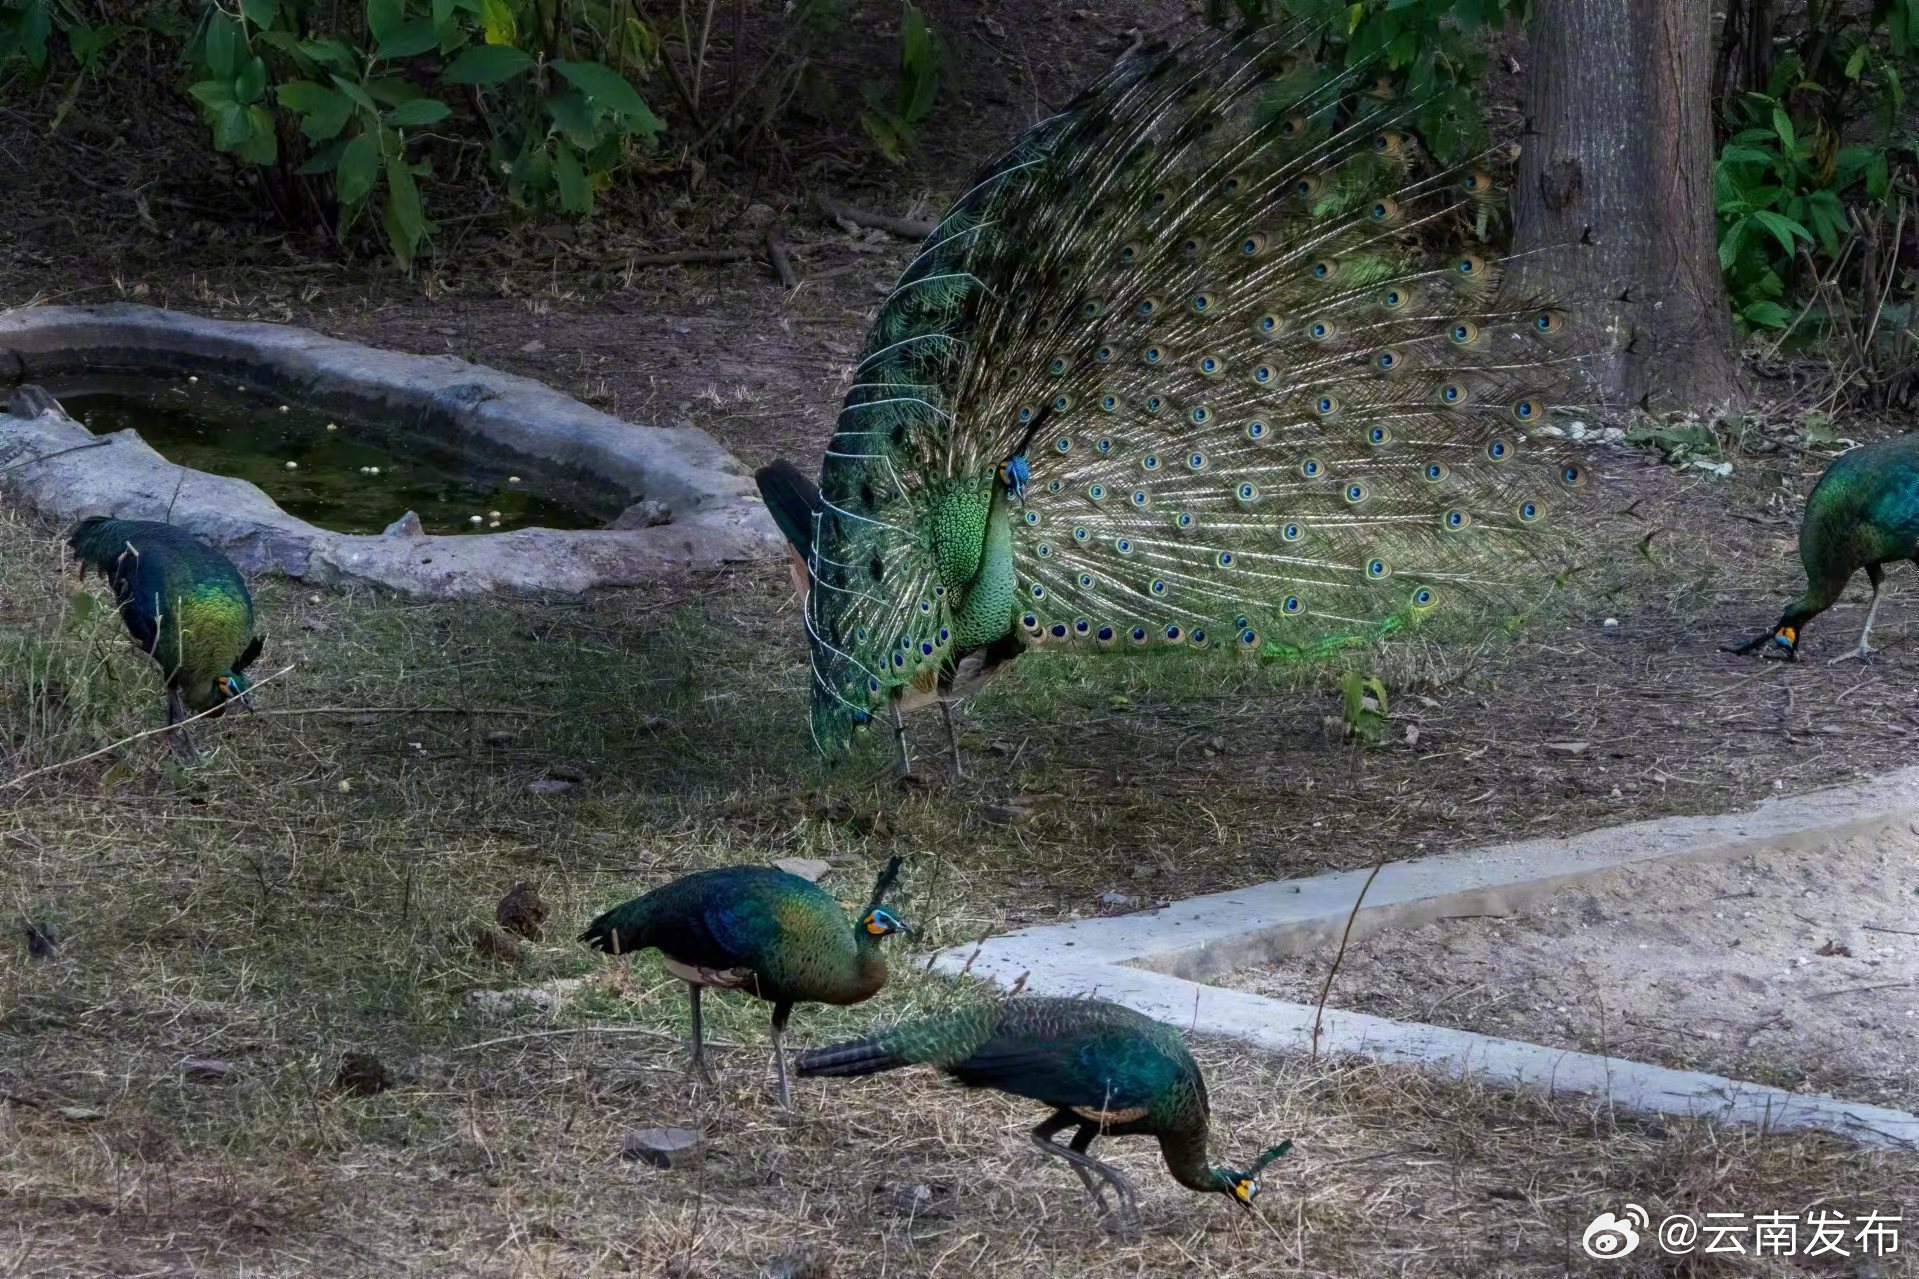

{"left": 3, "top": 663, "right": 296, "bottom": 790}
{"left": 813, "top": 193, "right": 934, "bottom": 241}
{"left": 0, "top": 436, "right": 112, "bottom": 475}
{"left": 1310, "top": 851, "right": 1389, "bottom": 1063}
{"left": 624, "top": 247, "right": 757, "bottom": 268}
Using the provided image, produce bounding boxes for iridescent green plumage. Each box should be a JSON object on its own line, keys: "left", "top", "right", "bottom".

{"left": 66, "top": 516, "right": 264, "bottom": 759}
{"left": 580, "top": 858, "right": 907, "bottom": 1108}
{"left": 781, "top": 25, "right": 1604, "bottom": 760}
{"left": 795, "top": 995, "right": 1290, "bottom": 1232}
{"left": 1734, "top": 434, "right": 1919, "bottom": 662}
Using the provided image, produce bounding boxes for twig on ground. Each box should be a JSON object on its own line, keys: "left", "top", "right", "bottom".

{"left": 812, "top": 193, "right": 933, "bottom": 241}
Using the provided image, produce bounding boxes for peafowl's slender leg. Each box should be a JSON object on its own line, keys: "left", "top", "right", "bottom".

{"left": 1031, "top": 1113, "right": 1138, "bottom": 1234}
{"left": 890, "top": 699, "right": 912, "bottom": 778}
{"left": 768, "top": 1000, "right": 793, "bottom": 1109}
{"left": 939, "top": 700, "right": 964, "bottom": 779}
{"left": 686, "top": 983, "right": 717, "bottom": 1086}
{"left": 1829, "top": 564, "right": 1887, "bottom": 664}
{"left": 165, "top": 688, "right": 200, "bottom": 763}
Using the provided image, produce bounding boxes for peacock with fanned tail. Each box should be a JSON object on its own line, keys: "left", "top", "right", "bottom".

{"left": 757, "top": 23, "right": 1604, "bottom": 773}
{"left": 795, "top": 995, "right": 1291, "bottom": 1235}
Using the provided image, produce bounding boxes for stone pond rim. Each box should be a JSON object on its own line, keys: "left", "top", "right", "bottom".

{"left": 0, "top": 303, "right": 780, "bottom": 599}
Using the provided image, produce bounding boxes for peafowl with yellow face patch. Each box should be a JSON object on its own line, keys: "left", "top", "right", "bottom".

{"left": 67, "top": 517, "right": 264, "bottom": 762}
{"left": 796, "top": 995, "right": 1291, "bottom": 1235}
{"left": 580, "top": 857, "right": 908, "bottom": 1108}
{"left": 759, "top": 23, "right": 1605, "bottom": 774}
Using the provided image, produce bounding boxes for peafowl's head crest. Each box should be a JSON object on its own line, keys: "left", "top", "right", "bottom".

{"left": 1216, "top": 1141, "right": 1292, "bottom": 1209}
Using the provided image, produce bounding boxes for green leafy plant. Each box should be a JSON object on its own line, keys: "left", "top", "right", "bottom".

{"left": 1198, "top": 0, "right": 1529, "bottom": 164}
{"left": 860, "top": 2, "right": 942, "bottom": 164}
{"left": 1335, "top": 670, "right": 1389, "bottom": 746}
{"left": 1713, "top": 2, "right": 1917, "bottom": 336}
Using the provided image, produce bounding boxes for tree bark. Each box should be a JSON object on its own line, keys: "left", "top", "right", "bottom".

{"left": 1510, "top": 0, "right": 1740, "bottom": 412}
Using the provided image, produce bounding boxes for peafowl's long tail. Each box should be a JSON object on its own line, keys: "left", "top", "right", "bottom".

{"left": 755, "top": 460, "right": 821, "bottom": 560}
{"left": 792, "top": 1034, "right": 915, "bottom": 1078}
{"left": 579, "top": 897, "right": 658, "bottom": 956}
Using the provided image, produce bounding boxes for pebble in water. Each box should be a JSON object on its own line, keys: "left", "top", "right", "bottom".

{"left": 284, "top": 461, "right": 299, "bottom": 470}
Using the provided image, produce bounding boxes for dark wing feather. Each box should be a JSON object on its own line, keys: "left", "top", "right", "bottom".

{"left": 946, "top": 1006, "right": 1183, "bottom": 1112}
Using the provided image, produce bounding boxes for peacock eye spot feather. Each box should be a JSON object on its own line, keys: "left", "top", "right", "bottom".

{"left": 1142, "top": 346, "right": 1163, "bottom": 364}
{"left": 1165, "top": 624, "right": 1183, "bottom": 641}
{"left": 1056, "top": 437, "right": 1072, "bottom": 453}
{"left": 1150, "top": 579, "right": 1167, "bottom": 596}
{"left": 1283, "top": 595, "right": 1302, "bottom": 614}
{"left": 1238, "top": 482, "right": 1258, "bottom": 500}
{"left": 1414, "top": 587, "right": 1435, "bottom": 606}
{"left": 1096, "top": 438, "right": 1112, "bottom": 454}
{"left": 1187, "top": 450, "right": 1206, "bottom": 468}
{"left": 1239, "top": 628, "right": 1258, "bottom": 646}
{"left": 1216, "top": 551, "right": 1234, "bottom": 568}
{"left": 1031, "top": 583, "right": 1047, "bottom": 598}
{"left": 1315, "top": 395, "right": 1339, "bottom": 416}
{"left": 1377, "top": 351, "right": 1397, "bottom": 370}
{"left": 1561, "top": 463, "right": 1587, "bottom": 486}
{"left": 1191, "top": 292, "right": 1215, "bottom": 313}
{"left": 1282, "top": 522, "right": 1302, "bottom": 541}
{"left": 1253, "top": 364, "right": 1274, "bottom": 383}
{"left": 1131, "top": 489, "right": 1150, "bottom": 507}
{"left": 1345, "top": 482, "right": 1368, "bottom": 504}
{"left": 1049, "top": 622, "right": 1068, "bottom": 638}
{"left": 1175, "top": 513, "right": 1194, "bottom": 529}
{"left": 1018, "top": 404, "right": 1036, "bottom": 423}
{"left": 1142, "top": 454, "right": 1159, "bottom": 471}
{"left": 892, "top": 653, "right": 905, "bottom": 667}
{"left": 1115, "top": 537, "right": 1133, "bottom": 554}
{"left": 1257, "top": 313, "right": 1278, "bottom": 333}
{"left": 1190, "top": 406, "right": 1210, "bottom": 425}
{"left": 920, "top": 641, "right": 934, "bottom": 656}
{"left": 1101, "top": 395, "right": 1118, "bottom": 411}
{"left": 1368, "top": 426, "right": 1390, "bottom": 445}
{"left": 1088, "top": 484, "right": 1106, "bottom": 500}
{"left": 1199, "top": 356, "right": 1220, "bottom": 374}
{"left": 939, "top": 627, "right": 950, "bottom": 642}
{"left": 1048, "top": 358, "right": 1067, "bottom": 375}
{"left": 1073, "top": 525, "right": 1090, "bottom": 542}
{"left": 1241, "top": 233, "right": 1268, "bottom": 256}
{"left": 1367, "top": 558, "right": 1389, "bottom": 578}
{"left": 1098, "top": 625, "right": 1115, "bottom": 641}
{"left": 918, "top": 600, "right": 932, "bottom": 613}
{"left": 1444, "top": 509, "right": 1471, "bottom": 530}
{"left": 1425, "top": 462, "right": 1449, "bottom": 482}
{"left": 1513, "top": 398, "right": 1535, "bottom": 419}
{"left": 1518, "top": 500, "right": 1541, "bottom": 522}
{"left": 1048, "top": 478, "right": 1064, "bottom": 493}
{"left": 1096, "top": 346, "right": 1115, "bottom": 363}
{"left": 1486, "top": 439, "right": 1509, "bottom": 460}
{"left": 1074, "top": 619, "right": 1091, "bottom": 635}
{"left": 1021, "top": 613, "right": 1039, "bottom": 629}
{"left": 1025, "top": 510, "right": 1041, "bottom": 526}
{"left": 1036, "top": 543, "right": 1052, "bottom": 558}
{"left": 1131, "top": 626, "right": 1148, "bottom": 643}
{"left": 1301, "top": 459, "right": 1321, "bottom": 478}
{"left": 1077, "top": 573, "right": 1094, "bottom": 588}
{"left": 1246, "top": 420, "right": 1267, "bottom": 440}
{"left": 1144, "top": 396, "right": 1163, "bottom": 413}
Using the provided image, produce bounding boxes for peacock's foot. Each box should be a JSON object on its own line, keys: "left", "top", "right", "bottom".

{"left": 1828, "top": 644, "right": 1879, "bottom": 666}
{"left": 1097, "top": 1207, "right": 1142, "bottom": 1240}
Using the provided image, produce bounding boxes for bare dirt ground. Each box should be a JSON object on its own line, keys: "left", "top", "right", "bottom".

{"left": 5, "top": 4, "right": 1919, "bottom": 1276}
{"left": 1218, "top": 828, "right": 1919, "bottom": 1116}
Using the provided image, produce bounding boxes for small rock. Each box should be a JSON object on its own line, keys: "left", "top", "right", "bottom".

{"left": 337, "top": 780, "right": 353, "bottom": 793}
{"left": 545, "top": 764, "right": 588, "bottom": 783}
{"left": 283, "top": 460, "right": 299, "bottom": 470}
{"left": 382, "top": 511, "right": 425, "bottom": 538}
{"left": 1816, "top": 940, "right": 1853, "bottom": 958}
{"left": 496, "top": 881, "right": 549, "bottom": 940}
{"left": 773, "top": 858, "right": 833, "bottom": 882}
{"left": 739, "top": 202, "right": 778, "bottom": 229}
{"left": 526, "top": 778, "right": 576, "bottom": 796}
{"left": 1096, "top": 889, "right": 1139, "bottom": 910}
{"left": 180, "top": 1058, "right": 236, "bottom": 1083}
{"left": 335, "top": 1051, "right": 394, "bottom": 1096}
{"left": 1602, "top": 617, "right": 1619, "bottom": 628}
{"left": 472, "top": 925, "right": 526, "bottom": 963}
{"left": 621, "top": 1125, "right": 704, "bottom": 1169}
{"left": 1542, "top": 741, "right": 1589, "bottom": 757}
{"left": 518, "top": 339, "right": 547, "bottom": 355}
{"left": 24, "top": 920, "right": 60, "bottom": 958}
{"left": 609, "top": 500, "right": 673, "bottom": 530}
{"left": 484, "top": 730, "right": 515, "bottom": 748}
{"left": 982, "top": 802, "right": 1032, "bottom": 825}
{"left": 57, "top": 1106, "right": 104, "bottom": 1122}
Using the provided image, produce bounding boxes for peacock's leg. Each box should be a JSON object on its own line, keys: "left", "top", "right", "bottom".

{"left": 1829, "top": 563, "right": 1887, "bottom": 664}
{"left": 686, "top": 983, "right": 717, "bottom": 1086}
{"left": 890, "top": 699, "right": 913, "bottom": 778}
{"left": 768, "top": 1001, "right": 793, "bottom": 1109}
{"left": 1030, "top": 1113, "right": 1108, "bottom": 1216}
{"left": 164, "top": 688, "right": 200, "bottom": 763}
{"left": 938, "top": 700, "right": 964, "bottom": 779}
{"left": 1074, "top": 1125, "right": 1141, "bottom": 1235}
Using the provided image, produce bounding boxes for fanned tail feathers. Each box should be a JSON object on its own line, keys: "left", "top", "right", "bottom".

{"left": 802, "top": 24, "right": 1604, "bottom": 751}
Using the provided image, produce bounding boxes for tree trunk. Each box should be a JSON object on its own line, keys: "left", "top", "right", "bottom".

{"left": 1510, "top": 0, "right": 1740, "bottom": 413}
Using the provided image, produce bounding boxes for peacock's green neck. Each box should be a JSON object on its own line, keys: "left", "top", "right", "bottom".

{"left": 935, "top": 484, "right": 1017, "bottom": 649}
{"left": 841, "top": 932, "right": 891, "bottom": 1002}
{"left": 1157, "top": 1118, "right": 1229, "bottom": 1195}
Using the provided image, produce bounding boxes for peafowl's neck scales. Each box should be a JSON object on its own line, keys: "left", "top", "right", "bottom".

{"left": 928, "top": 479, "right": 1018, "bottom": 650}
{"left": 1155, "top": 1108, "right": 1235, "bottom": 1195}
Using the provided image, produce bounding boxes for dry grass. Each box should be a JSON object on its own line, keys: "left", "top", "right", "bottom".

{"left": 4, "top": 455, "right": 1918, "bottom": 1276}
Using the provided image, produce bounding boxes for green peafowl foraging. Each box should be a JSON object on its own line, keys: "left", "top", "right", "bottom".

{"left": 768, "top": 24, "right": 1604, "bottom": 774}
{"left": 795, "top": 995, "right": 1291, "bottom": 1234}
{"left": 580, "top": 857, "right": 908, "bottom": 1108}
{"left": 1731, "top": 435, "right": 1919, "bottom": 664}
{"left": 66, "top": 516, "right": 264, "bottom": 762}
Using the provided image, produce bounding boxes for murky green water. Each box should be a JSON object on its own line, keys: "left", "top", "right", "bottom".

{"left": 50, "top": 374, "right": 603, "bottom": 536}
